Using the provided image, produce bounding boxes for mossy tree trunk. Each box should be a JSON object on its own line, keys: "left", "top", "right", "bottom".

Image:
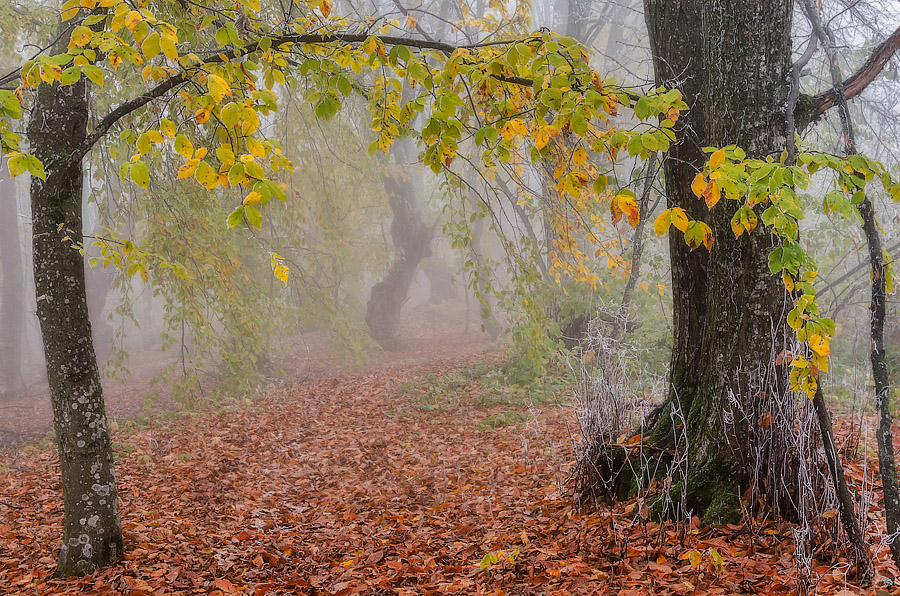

{"left": 27, "top": 24, "right": 124, "bottom": 575}
{"left": 644, "top": 0, "right": 793, "bottom": 521}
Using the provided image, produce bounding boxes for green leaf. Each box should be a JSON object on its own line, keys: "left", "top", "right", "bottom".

{"left": 226, "top": 205, "right": 244, "bottom": 228}
{"left": 80, "top": 64, "right": 104, "bottom": 86}
{"left": 25, "top": 154, "right": 45, "bottom": 180}
{"left": 141, "top": 32, "right": 160, "bottom": 60}
{"left": 571, "top": 111, "right": 588, "bottom": 136}
{"left": 244, "top": 205, "right": 262, "bottom": 229}
{"left": 768, "top": 247, "right": 784, "bottom": 274}
{"left": 130, "top": 160, "right": 150, "bottom": 188}
{"left": 641, "top": 132, "right": 659, "bottom": 152}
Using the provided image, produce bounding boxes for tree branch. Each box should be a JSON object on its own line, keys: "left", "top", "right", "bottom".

{"left": 73, "top": 32, "right": 529, "bottom": 163}
{"left": 799, "top": 23, "right": 900, "bottom": 129}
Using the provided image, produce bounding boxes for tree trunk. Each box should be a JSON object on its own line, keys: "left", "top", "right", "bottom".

{"left": 365, "top": 139, "right": 433, "bottom": 349}
{"left": 645, "top": 0, "right": 793, "bottom": 521}
{"left": 0, "top": 156, "right": 26, "bottom": 397}
{"left": 644, "top": 0, "right": 710, "bottom": 424}
{"left": 27, "top": 24, "right": 123, "bottom": 575}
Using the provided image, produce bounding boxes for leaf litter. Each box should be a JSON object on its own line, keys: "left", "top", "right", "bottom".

{"left": 2, "top": 353, "right": 900, "bottom": 595}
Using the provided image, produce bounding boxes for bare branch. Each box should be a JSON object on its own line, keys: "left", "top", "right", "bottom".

{"left": 803, "top": 23, "right": 900, "bottom": 127}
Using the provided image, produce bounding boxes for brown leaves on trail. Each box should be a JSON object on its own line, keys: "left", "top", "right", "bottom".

{"left": 1, "top": 355, "right": 899, "bottom": 595}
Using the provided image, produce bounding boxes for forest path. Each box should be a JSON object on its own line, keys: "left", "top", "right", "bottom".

{"left": 0, "top": 304, "right": 493, "bottom": 448}
{"left": 1, "top": 347, "right": 866, "bottom": 595}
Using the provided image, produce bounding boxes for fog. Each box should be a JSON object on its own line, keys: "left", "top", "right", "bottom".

{"left": 0, "top": 0, "right": 897, "bottom": 456}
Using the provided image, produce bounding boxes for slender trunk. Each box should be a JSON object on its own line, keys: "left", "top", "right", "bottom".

{"left": 865, "top": 194, "right": 900, "bottom": 566}
{"left": 811, "top": 385, "right": 872, "bottom": 577}
{"left": 0, "top": 156, "right": 26, "bottom": 396}
{"left": 27, "top": 23, "right": 123, "bottom": 575}
{"left": 798, "top": 0, "right": 875, "bottom": 577}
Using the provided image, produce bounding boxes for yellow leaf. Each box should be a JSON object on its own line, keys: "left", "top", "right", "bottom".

{"left": 534, "top": 128, "right": 549, "bottom": 150}
{"left": 573, "top": 147, "right": 588, "bottom": 167}
{"left": 160, "top": 118, "right": 176, "bottom": 138}
{"left": 194, "top": 160, "right": 218, "bottom": 189}
{"left": 691, "top": 172, "right": 706, "bottom": 198}
{"left": 653, "top": 209, "right": 672, "bottom": 236}
{"left": 703, "top": 180, "right": 721, "bottom": 209}
{"left": 40, "top": 64, "right": 62, "bottom": 84}
{"left": 731, "top": 214, "right": 744, "bottom": 237}
{"left": 709, "top": 148, "right": 726, "bottom": 170}
{"left": 617, "top": 193, "right": 640, "bottom": 228}
{"left": 207, "top": 73, "right": 231, "bottom": 103}
{"left": 71, "top": 25, "right": 93, "bottom": 48}
{"left": 125, "top": 10, "right": 142, "bottom": 31}
{"left": 177, "top": 159, "right": 198, "bottom": 179}
{"left": 319, "top": 0, "right": 331, "bottom": 17}
{"left": 670, "top": 207, "right": 689, "bottom": 232}
{"left": 271, "top": 253, "right": 289, "bottom": 285}
{"left": 160, "top": 35, "right": 178, "bottom": 61}
{"left": 809, "top": 334, "right": 831, "bottom": 357}
{"left": 688, "top": 550, "right": 702, "bottom": 568}
{"left": 246, "top": 137, "right": 266, "bottom": 158}
{"left": 243, "top": 191, "right": 262, "bottom": 205}
{"left": 61, "top": 0, "right": 80, "bottom": 20}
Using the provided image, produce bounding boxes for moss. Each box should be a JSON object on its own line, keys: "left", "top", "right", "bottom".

{"left": 685, "top": 458, "right": 741, "bottom": 525}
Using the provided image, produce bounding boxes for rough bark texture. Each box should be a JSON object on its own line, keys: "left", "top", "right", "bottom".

{"left": 28, "top": 26, "right": 123, "bottom": 575}
{"left": 0, "top": 157, "right": 26, "bottom": 397}
{"left": 645, "top": 0, "right": 793, "bottom": 521}
{"left": 644, "top": 0, "right": 710, "bottom": 424}
{"left": 365, "top": 140, "right": 433, "bottom": 349}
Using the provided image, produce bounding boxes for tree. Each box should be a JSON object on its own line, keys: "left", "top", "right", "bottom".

{"left": 643, "top": 0, "right": 900, "bottom": 520}
{"left": 10, "top": 0, "right": 895, "bottom": 575}
{"left": 26, "top": 23, "right": 123, "bottom": 575}
{"left": 2, "top": 1, "right": 687, "bottom": 573}
{"left": 365, "top": 137, "right": 434, "bottom": 348}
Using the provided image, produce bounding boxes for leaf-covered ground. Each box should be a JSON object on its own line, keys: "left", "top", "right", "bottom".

{"left": 2, "top": 353, "right": 899, "bottom": 595}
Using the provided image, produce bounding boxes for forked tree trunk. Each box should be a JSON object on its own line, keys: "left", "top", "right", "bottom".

{"left": 365, "top": 140, "right": 433, "bottom": 348}
{"left": 0, "top": 156, "right": 26, "bottom": 396}
{"left": 27, "top": 24, "right": 123, "bottom": 575}
{"left": 645, "top": 0, "right": 793, "bottom": 521}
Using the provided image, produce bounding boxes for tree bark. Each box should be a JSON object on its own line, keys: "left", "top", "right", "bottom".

{"left": 0, "top": 156, "right": 26, "bottom": 397}
{"left": 645, "top": 0, "right": 793, "bottom": 521}
{"left": 643, "top": 0, "right": 710, "bottom": 439}
{"left": 27, "top": 23, "right": 123, "bottom": 575}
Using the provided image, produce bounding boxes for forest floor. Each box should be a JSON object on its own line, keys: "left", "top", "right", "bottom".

{"left": 0, "top": 303, "right": 493, "bottom": 448}
{"left": 2, "top": 311, "right": 899, "bottom": 595}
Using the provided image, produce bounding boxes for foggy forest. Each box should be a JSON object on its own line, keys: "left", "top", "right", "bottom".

{"left": 2, "top": 0, "right": 900, "bottom": 594}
